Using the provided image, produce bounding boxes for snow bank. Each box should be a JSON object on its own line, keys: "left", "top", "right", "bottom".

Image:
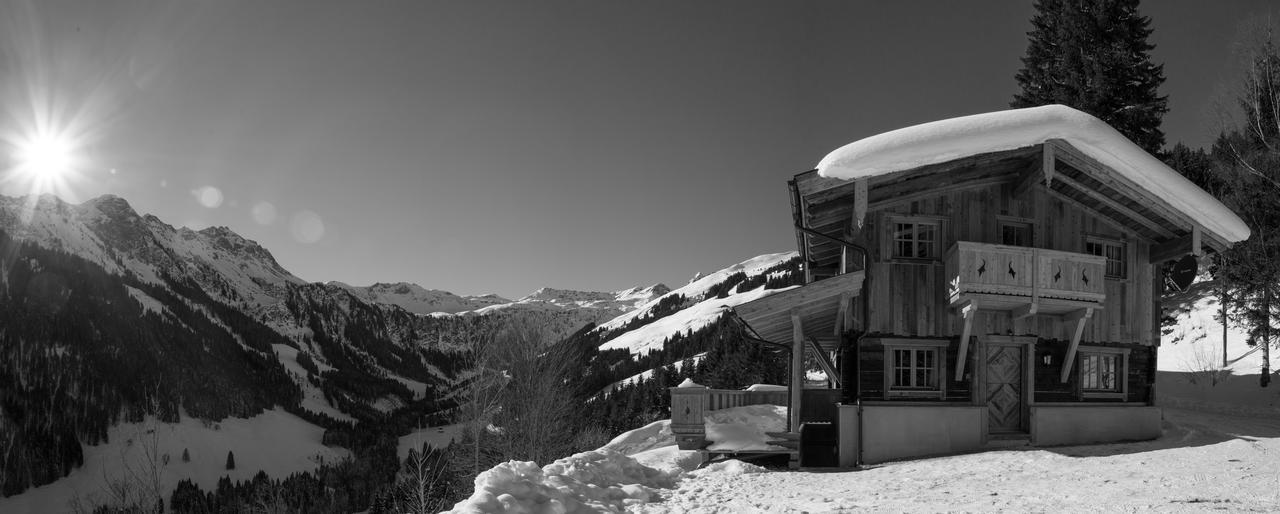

{"left": 688, "top": 459, "right": 768, "bottom": 477}
{"left": 704, "top": 404, "right": 787, "bottom": 452}
{"left": 444, "top": 450, "right": 674, "bottom": 513}
{"left": 816, "top": 105, "right": 1249, "bottom": 243}
{"left": 603, "top": 419, "right": 675, "bottom": 456}
{"left": 744, "top": 384, "right": 787, "bottom": 392}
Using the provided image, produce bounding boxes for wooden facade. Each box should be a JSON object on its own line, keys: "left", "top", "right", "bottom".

{"left": 679, "top": 124, "right": 1244, "bottom": 466}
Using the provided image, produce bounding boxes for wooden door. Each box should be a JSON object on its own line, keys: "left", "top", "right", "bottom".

{"left": 985, "top": 344, "right": 1024, "bottom": 432}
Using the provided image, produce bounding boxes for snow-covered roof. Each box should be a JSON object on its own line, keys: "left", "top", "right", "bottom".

{"left": 816, "top": 105, "right": 1250, "bottom": 243}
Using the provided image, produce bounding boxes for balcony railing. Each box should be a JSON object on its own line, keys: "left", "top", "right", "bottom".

{"left": 945, "top": 241, "right": 1106, "bottom": 306}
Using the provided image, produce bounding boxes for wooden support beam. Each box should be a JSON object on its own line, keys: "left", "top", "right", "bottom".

{"left": 843, "top": 291, "right": 856, "bottom": 332}
{"left": 834, "top": 291, "right": 851, "bottom": 338}
{"left": 1059, "top": 307, "right": 1095, "bottom": 383}
{"left": 852, "top": 179, "right": 868, "bottom": 232}
{"left": 1048, "top": 139, "right": 1234, "bottom": 251}
{"left": 1050, "top": 173, "right": 1177, "bottom": 239}
{"left": 790, "top": 310, "right": 804, "bottom": 433}
{"left": 1150, "top": 235, "right": 1194, "bottom": 263}
{"left": 1042, "top": 181, "right": 1156, "bottom": 243}
{"left": 1012, "top": 302, "right": 1038, "bottom": 321}
{"left": 807, "top": 337, "right": 842, "bottom": 389}
{"left": 1012, "top": 158, "right": 1043, "bottom": 198}
{"left": 1043, "top": 141, "right": 1055, "bottom": 189}
{"left": 954, "top": 300, "right": 978, "bottom": 381}
{"left": 1192, "top": 225, "right": 1203, "bottom": 256}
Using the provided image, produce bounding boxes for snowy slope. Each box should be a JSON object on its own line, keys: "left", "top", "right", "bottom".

{"left": 330, "top": 281, "right": 510, "bottom": 315}
{"left": 599, "top": 285, "right": 794, "bottom": 356}
{"left": 592, "top": 252, "right": 797, "bottom": 356}
{"left": 0, "top": 409, "right": 348, "bottom": 514}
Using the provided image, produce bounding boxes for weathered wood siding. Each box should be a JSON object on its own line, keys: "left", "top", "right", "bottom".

{"left": 854, "top": 337, "right": 973, "bottom": 402}
{"left": 1031, "top": 340, "right": 1155, "bottom": 403}
{"left": 855, "top": 183, "right": 1156, "bottom": 346}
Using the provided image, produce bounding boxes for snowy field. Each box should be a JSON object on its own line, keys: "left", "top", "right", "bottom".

{"left": 447, "top": 405, "right": 1280, "bottom": 513}
{"left": 0, "top": 408, "right": 348, "bottom": 514}
{"left": 635, "top": 408, "right": 1280, "bottom": 513}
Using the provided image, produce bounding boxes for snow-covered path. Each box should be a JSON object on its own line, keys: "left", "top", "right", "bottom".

{"left": 634, "top": 408, "right": 1280, "bottom": 513}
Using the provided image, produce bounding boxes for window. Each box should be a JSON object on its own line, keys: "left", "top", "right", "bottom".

{"left": 876, "top": 338, "right": 947, "bottom": 399}
{"left": 999, "top": 219, "right": 1034, "bottom": 247}
{"left": 1077, "top": 346, "right": 1130, "bottom": 399}
{"left": 892, "top": 220, "right": 940, "bottom": 259}
{"left": 892, "top": 348, "right": 938, "bottom": 389}
{"left": 1085, "top": 237, "right": 1127, "bottom": 279}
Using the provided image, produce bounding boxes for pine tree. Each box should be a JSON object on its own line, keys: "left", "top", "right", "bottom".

{"left": 182, "top": 448, "right": 190, "bottom": 463}
{"left": 225, "top": 450, "right": 236, "bottom": 470}
{"left": 1212, "top": 29, "right": 1280, "bottom": 387}
{"left": 1012, "top": 0, "right": 1169, "bottom": 154}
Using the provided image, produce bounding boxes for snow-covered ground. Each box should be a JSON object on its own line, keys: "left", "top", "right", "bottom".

{"left": 447, "top": 405, "right": 1280, "bottom": 513}
{"left": 635, "top": 407, "right": 1280, "bottom": 513}
{"left": 397, "top": 423, "right": 464, "bottom": 460}
{"left": 0, "top": 408, "right": 348, "bottom": 514}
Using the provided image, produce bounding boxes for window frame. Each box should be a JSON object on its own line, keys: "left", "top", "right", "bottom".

{"left": 886, "top": 215, "right": 945, "bottom": 262}
{"left": 997, "top": 216, "right": 1036, "bottom": 248}
{"left": 1084, "top": 235, "right": 1128, "bottom": 280}
{"left": 878, "top": 338, "right": 948, "bottom": 400}
{"left": 1077, "top": 345, "right": 1130, "bottom": 400}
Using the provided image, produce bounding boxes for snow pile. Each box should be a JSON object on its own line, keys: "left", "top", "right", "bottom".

{"left": 676, "top": 378, "right": 705, "bottom": 388}
{"left": 744, "top": 383, "right": 787, "bottom": 392}
{"left": 688, "top": 459, "right": 767, "bottom": 477}
{"left": 704, "top": 404, "right": 787, "bottom": 452}
{"left": 629, "top": 446, "right": 705, "bottom": 477}
{"left": 603, "top": 419, "right": 676, "bottom": 456}
{"left": 445, "top": 450, "right": 673, "bottom": 513}
{"left": 816, "top": 105, "right": 1249, "bottom": 243}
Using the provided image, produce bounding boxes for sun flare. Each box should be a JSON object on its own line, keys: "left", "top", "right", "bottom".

{"left": 14, "top": 134, "right": 73, "bottom": 181}
{"left": 5, "top": 129, "right": 84, "bottom": 198}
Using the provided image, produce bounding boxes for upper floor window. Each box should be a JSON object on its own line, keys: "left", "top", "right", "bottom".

{"left": 1085, "top": 236, "right": 1127, "bottom": 279}
{"left": 999, "top": 218, "right": 1034, "bottom": 247}
{"left": 892, "top": 219, "right": 939, "bottom": 259}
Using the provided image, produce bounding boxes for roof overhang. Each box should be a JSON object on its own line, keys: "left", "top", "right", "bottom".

{"left": 792, "top": 139, "right": 1242, "bottom": 273}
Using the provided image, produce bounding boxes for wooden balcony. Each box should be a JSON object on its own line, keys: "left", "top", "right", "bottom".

{"left": 945, "top": 241, "right": 1106, "bottom": 314}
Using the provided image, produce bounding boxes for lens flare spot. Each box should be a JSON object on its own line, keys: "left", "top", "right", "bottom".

{"left": 290, "top": 210, "right": 325, "bottom": 244}
{"left": 251, "top": 202, "right": 277, "bottom": 225}
{"left": 191, "top": 186, "right": 223, "bottom": 208}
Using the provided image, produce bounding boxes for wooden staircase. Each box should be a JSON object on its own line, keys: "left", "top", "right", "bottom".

{"left": 766, "top": 431, "right": 802, "bottom": 469}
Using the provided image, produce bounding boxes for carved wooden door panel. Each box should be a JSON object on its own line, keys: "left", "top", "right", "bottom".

{"left": 985, "top": 344, "right": 1024, "bottom": 432}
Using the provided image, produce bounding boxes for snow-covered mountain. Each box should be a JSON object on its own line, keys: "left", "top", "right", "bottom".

{"left": 330, "top": 281, "right": 511, "bottom": 315}
{"left": 593, "top": 252, "right": 798, "bottom": 355}
{"left": 0, "top": 192, "right": 807, "bottom": 502}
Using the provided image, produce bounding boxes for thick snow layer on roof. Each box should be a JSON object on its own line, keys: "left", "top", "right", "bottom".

{"left": 817, "top": 104, "right": 1250, "bottom": 243}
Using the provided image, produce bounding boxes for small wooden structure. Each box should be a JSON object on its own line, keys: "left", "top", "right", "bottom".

{"left": 671, "top": 107, "right": 1249, "bottom": 466}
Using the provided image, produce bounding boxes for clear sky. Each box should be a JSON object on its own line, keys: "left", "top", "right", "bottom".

{"left": 0, "top": 1, "right": 1273, "bottom": 299}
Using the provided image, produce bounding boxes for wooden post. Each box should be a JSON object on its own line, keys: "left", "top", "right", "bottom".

{"left": 1192, "top": 225, "right": 1203, "bottom": 257}
{"left": 853, "top": 179, "right": 868, "bottom": 232}
{"left": 1059, "top": 308, "right": 1095, "bottom": 383}
{"left": 954, "top": 300, "right": 977, "bottom": 381}
{"left": 1043, "top": 140, "right": 1056, "bottom": 189}
{"left": 790, "top": 310, "right": 804, "bottom": 433}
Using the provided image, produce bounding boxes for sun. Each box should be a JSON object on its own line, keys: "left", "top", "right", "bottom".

{"left": 5, "top": 130, "right": 83, "bottom": 197}
{"left": 14, "top": 133, "right": 74, "bottom": 181}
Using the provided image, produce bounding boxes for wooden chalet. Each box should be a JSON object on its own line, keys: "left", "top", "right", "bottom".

{"left": 670, "top": 105, "right": 1250, "bottom": 467}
